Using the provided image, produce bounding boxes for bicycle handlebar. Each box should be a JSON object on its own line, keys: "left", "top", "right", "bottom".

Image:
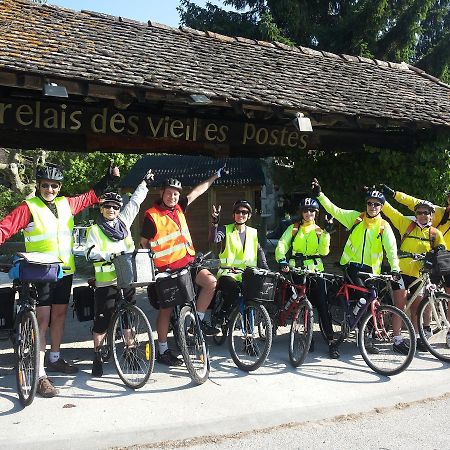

{"left": 356, "top": 271, "right": 397, "bottom": 282}
{"left": 399, "top": 252, "right": 426, "bottom": 261}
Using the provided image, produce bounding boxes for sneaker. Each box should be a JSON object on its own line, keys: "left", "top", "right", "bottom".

{"left": 365, "top": 342, "right": 380, "bottom": 355}
{"left": 200, "top": 320, "right": 220, "bottom": 336}
{"left": 156, "top": 349, "right": 183, "bottom": 367}
{"left": 423, "top": 326, "right": 433, "bottom": 339}
{"left": 37, "top": 377, "right": 59, "bottom": 398}
{"left": 91, "top": 353, "right": 103, "bottom": 377}
{"left": 46, "top": 357, "right": 78, "bottom": 374}
{"left": 416, "top": 338, "right": 428, "bottom": 352}
{"left": 393, "top": 340, "right": 410, "bottom": 355}
{"left": 329, "top": 343, "right": 340, "bottom": 359}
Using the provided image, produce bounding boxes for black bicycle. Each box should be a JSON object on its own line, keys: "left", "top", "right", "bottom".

{"left": 0, "top": 253, "right": 63, "bottom": 406}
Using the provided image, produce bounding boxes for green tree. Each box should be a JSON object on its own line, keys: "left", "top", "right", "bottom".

{"left": 178, "top": 0, "right": 450, "bottom": 81}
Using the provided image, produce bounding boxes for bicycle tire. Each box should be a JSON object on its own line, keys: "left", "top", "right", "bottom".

{"left": 418, "top": 293, "right": 450, "bottom": 362}
{"left": 110, "top": 304, "right": 155, "bottom": 389}
{"left": 15, "top": 310, "right": 40, "bottom": 407}
{"left": 358, "top": 304, "right": 415, "bottom": 376}
{"left": 289, "top": 298, "right": 314, "bottom": 368}
{"left": 228, "top": 301, "right": 272, "bottom": 372}
{"left": 177, "top": 305, "right": 210, "bottom": 385}
{"left": 318, "top": 295, "right": 346, "bottom": 345}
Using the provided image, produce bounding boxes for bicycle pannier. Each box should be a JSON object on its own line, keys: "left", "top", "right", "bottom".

{"left": 433, "top": 249, "right": 450, "bottom": 277}
{"left": 242, "top": 267, "right": 279, "bottom": 302}
{"left": 112, "top": 250, "right": 156, "bottom": 288}
{"left": 0, "top": 287, "right": 15, "bottom": 330}
{"left": 72, "top": 286, "right": 95, "bottom": 322}
{"left": 155, "top": 269, "right": 195, "bottom": 309}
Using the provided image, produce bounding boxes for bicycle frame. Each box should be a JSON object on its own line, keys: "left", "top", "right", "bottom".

{"left": 276, "top": 279, "right": 307, "bottom": 327}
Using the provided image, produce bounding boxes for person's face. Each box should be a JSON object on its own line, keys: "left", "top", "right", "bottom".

{"left": 38, "top": 179, "right": 61, "bottom": 202}
{"left": 100, "top": 203, "right": 120, "bottom": 220}
{"left": 234, "top": 208, "right": 250, "bottom": 224}
{"left": 366, "top": 199, "right": 382, "bottom": 217}
{"left": 301, "top": 208, "right": 317, "bottom": 221}
{"left": 161, "top": 187, "right": 180, "bottom": 208}
{"left": 415, "top": 208, "right": 432, "bottom": 226}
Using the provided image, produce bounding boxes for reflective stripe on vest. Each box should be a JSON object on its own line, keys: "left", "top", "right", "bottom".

{"left": 87, "top": 224, "right": 135, "bottom": 283}
{"left": 146, "top": 205, "right": 195, "bottom": 268}
{"left": 217, "top": 224, "right": 258, "bottom": 281}
{"left": 24, "top": 196, "right": 75, "bottom": 274}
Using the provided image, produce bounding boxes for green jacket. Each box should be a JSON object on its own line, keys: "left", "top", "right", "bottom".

{"left": 317, "top": 192, "right": 400, "bottom": 274}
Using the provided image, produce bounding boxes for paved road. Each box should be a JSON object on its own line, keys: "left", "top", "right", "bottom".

{"left": 1, "top": 275, "right": 450, "bottom": 450}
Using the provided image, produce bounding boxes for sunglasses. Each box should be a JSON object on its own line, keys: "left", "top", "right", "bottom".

{"left": 234, "top": 210, "right": 249, "bottom": 215}
{"left": 41, "top": 182, "right": 60, "bottom": 189}
{"left": 102, "top": 204, "right": 120, "bottom": 211}
{"left": 367, "top": 201, "right": 382, "bottom": 207}
{"left": 302, "top": 208, "right": 317, "bottom": 213}
{"left": 415, "top": 210, "right": 431, "bottom": 216}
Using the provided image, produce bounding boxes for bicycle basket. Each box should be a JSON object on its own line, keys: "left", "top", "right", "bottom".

{"left": 11, "top": 260, "right": 62, "bottom": 283}
{"left": 155, "top": 269, "right": 195, "bottom": 309}
{"left": 72, "top": 286, "right": 95, "bottom": 322}
{"left": 242, "top": 267, "right": 279, "bottom": 302}
{"left": 432, "top": 249, "right": 450, "bottom": 277}
{"left": 112, "top": 250, "right": 155, "bottom": 288}
{"left": 0, "top": 287, "right": 15, "bottom": 330}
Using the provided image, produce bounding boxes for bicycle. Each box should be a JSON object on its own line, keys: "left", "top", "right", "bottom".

{"left": 210, "top": 266, "right": 274, "bottom": 372}
{"left": 92, "top": 251, "right": 156, "bottom": 389}
{"left": 319, "top": 270, "right": 416, "bottom": 376}
{"left": 396, "top": 251, "right": 450, "bottom": 362}
{"left": 268, "top": 266, "right": 314, "bottom": 368}
{"left": 0, "top": 252, "right": 64, "bottom": 406}
{"left": 154, "top": 253, "right": 212, "bottom": 385}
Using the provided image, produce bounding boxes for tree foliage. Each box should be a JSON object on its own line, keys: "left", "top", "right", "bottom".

{"left": 178, "top": 0, "right": 450, "bottom": 81}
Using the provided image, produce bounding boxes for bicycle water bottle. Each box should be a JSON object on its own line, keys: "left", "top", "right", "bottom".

{"left": 353, "top": 298, "right": 367, "bottom": 316}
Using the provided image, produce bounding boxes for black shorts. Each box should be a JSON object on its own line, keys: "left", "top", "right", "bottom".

{"left": 443, "top": 275, "right": 450, "bottom": 288}
{"left": 391, "top": 274, "right": 423, "bottom": 298}
{"left": 35, "top": 274, "right": 73, "bottom": 307}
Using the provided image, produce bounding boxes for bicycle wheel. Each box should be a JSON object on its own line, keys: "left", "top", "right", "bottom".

{"left": 228, "top": 301, "right": 272, "bottom": 372}
{"left": 15, "top": 310, "right": 40, "bottom": 407}
{"left": 358, "top": 304, "right": 415, "bottom": 376}
{"left": 110, "top": 304, "right": 155, "bottom": 389}
{"left": 177, "top": 305, "right": 210, "bottom": 385}
{"left": 418, "top": 293, "right": 450, "bottom": 362}
{"left": 289, "top": 298, "right": 314, "bottom": 367}
{"left": 319, "top": 295, "right": 346, "bottom": 345}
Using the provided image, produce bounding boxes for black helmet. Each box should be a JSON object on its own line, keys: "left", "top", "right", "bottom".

{"left": 36, "top": 164, "right": 64, "bottom": 182}
{"left": 162, "top": 178, "right": 182, "bottom": 191}
{"left": 99, "top": 192, "right": 123, "bottom": 207}
{"left": 414, "top": 200, "right": 435, "bottom": 214}
{"left": 365, "top": 189, "right": 385, "bottom": 205}
{"left": 299, "top": 197, "right": 319, "bottom": 211}
{"left": 233, "top": 200, "right": 252, "bottom": 214}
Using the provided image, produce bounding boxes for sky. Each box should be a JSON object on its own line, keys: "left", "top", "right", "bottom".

{"left": 47, "top": 1, "right": 234, "bottom": 27}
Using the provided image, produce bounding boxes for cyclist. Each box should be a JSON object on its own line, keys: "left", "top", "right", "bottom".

{"left": 209, "top": 200, "right": 269, "bottom": 318}
{"left": 0, "top": 163, "right": 119, "bottom": 397}
{"left": 85, "top": 170, "right": 154, "bottom": 377}
{"left": 275, "top": 198, "right": 338, "bottom": 358}
{"left": 311, "top": 179, "right": 402, "bottom": 354}
{"left": 140, "top": 169, "right": 224, "bottom": 366}
{"left": 380, "top": 185, "right": 448, "bottom": 350}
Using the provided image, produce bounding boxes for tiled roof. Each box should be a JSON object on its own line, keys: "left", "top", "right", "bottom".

{"left": 0, "top": 0, "right": 449, "bottom": 128}
{"left": 121, "top": 155, "right": 265, "bottom": 189}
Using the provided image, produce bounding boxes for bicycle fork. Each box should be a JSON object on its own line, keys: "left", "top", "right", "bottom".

{"left": 239, "top": 297, "right": 255, "bottom": 337}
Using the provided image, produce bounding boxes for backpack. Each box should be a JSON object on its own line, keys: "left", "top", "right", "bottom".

{"left": 348, "top": 213, "right": 385, "bottom": 239}
{"left": 400, "top": 221, "right": 437, "bottom": 248}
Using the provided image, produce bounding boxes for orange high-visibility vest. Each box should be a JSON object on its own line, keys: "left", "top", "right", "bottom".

{"left": 146, "top": 205, "right": 195, "bottom": 268}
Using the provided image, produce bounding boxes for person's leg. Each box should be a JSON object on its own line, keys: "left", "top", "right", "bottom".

{"left": 156, "top": 306, "right": 182, "bottom": 366}
{"left": 217, "top": 275, "right": 240, "bottom": 313}
{"left": 46, "top": 275, "right": 78, "bottom": 374}
{"left": 195, "top": 269, "right": 217, "bottom": 313}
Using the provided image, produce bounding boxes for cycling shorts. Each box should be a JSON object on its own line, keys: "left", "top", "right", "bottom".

{"left": 35, "top": 274, "right": 73, "bottom": 307}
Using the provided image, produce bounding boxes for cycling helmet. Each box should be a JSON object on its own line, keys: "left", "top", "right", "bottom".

{"left": 233, "top": 200, "right": 253, "bottom": 214}
{"left": 365, "top": 189, "right": 385, "bottom": 205}
{"left": 299, "top": 197, "right": 319, "bottom": 211}
{"left": 162, "top": 178, "right": 182, "bottom": 191}
{"left": 99, "top": 192, "right": 123, "bottom": 207}
{"left": 36, "top": 164, "right": 64, "bottom": 182}
{"left": 414, "top": 200, "right": 435, "bottom": 214}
